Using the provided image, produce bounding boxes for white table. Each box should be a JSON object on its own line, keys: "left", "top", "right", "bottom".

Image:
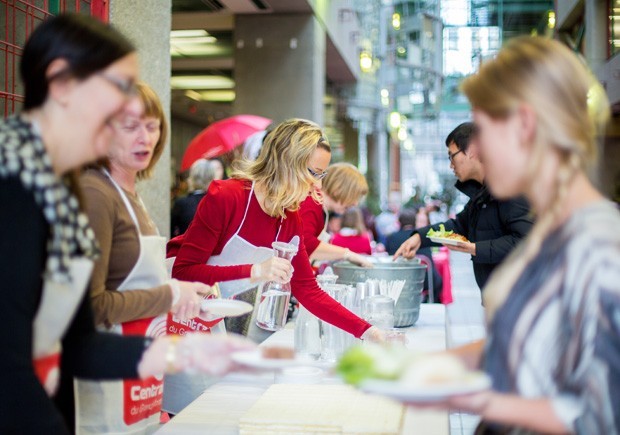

{"left": 156, "top": 305, "right": 449, "bottom": 435}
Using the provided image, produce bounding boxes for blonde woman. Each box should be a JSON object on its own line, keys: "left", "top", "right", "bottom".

{"left": 168, "top": 120, "right": 382, "bottom": 342}
{"left": 299, "top": 162, "right": 372, "bottom": 267}
{"left": 417, "top": 37, "right": 620, "bottom": 434}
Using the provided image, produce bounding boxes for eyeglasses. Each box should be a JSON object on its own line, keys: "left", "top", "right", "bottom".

{"left": 448, "top": 149, "right": 463, "bottom": 163}
{"left": 308, "top": 167, "right": 328, "bottom": 180}
{"left": 97, "top": 73, "right": 136, "bottom": 96}
{"left": 111, "top": 117, "right": 161, "bottom": 134}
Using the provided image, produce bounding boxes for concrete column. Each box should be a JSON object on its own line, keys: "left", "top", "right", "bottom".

{"left": 585, "top": 0, "right": 607, "bottom": 74}
{"left": 109, "top": 0, "right": 172, "bottom": 237}
{"left": 233, "top": 14, "right": 325, "bottom": 126}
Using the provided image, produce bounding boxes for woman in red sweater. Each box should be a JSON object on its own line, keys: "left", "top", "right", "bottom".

{"left": 331, "top": 207, "right": 373, "bottom": 255}
{"left": 299, "top": 162, "right": 372, "bottom": 267}
{"left": 168, "top": 119, "right": 381, "bottom": 342}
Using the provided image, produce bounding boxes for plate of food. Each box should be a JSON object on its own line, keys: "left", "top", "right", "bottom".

{"left": 427, "top": 225, "right": 469, "bottom": 246}
{"left": 336, "top": 344, "right": 491, "bottom": 403}
{"left": 233, "top": 347, "right": 334, "bottom": 370}
{"left": 200, "top": 299, "right": 253, "bottom": 318}
{"left": 360, "top": 372, "right": 491, "bottom": 402}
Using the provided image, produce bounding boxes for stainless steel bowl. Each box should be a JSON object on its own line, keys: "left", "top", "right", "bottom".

{"left": 332, "top": 259, "right": 426, "bottom": 327}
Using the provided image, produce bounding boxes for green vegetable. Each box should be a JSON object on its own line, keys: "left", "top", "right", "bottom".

{"left": 426, "top": 224, "right": 453, "bottom": 238}
{"left": 336, "top": 343, "right": 413, "bottom": 385}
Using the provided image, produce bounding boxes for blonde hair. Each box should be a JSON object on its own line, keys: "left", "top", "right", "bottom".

{"left": 136, "top": 82, "right": 167, "bottom": 180}
{"left": 231, "top": 119, "right": 331, "bottom": 218}
{"left": 322, "top": 162, "right": 368, "bottom": 206}
{"left": 461, "top": 36, "right": 610, "bottom": 318}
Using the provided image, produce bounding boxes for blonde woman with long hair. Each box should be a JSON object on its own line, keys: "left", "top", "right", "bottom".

{"left": 168, "top": 119, "right": 381, "bottom": 341}
{"left": 413, "top": 36, "right": 620, "bottom": 434}
{"left": 299, "top": 162, "right": 373, "bottom": 267}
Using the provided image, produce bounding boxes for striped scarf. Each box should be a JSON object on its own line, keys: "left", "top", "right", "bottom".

{"left": 0, "top": 115, "right": 98, "bottom": 283}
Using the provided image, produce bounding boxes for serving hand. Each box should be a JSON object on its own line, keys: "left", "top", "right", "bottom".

{"left": 393, "top": 233, "right": 421, "bottom": 260}
{"left": 251, "top": 257, "right": 294, "bottom": 283}
{"left": 169, "top": 280, "right": 214, "bottom": 321}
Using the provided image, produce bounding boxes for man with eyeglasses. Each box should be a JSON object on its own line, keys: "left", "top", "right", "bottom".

{"left": 394, "top": 122, "right": 533, "bottom": 291}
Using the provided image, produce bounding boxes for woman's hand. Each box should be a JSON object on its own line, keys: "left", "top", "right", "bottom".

{"left": 137, "top": 333, "right": 256, "bottom": 378}
{"left": 344, "top": 249, "right": 373, "bottom": 268}
{"left": 169, "top": 280, "right": 214, "bottom": 321}
{"left": 360, "top": 325, "right": 387, "bottom": 343}
{"left": 250, "top": 257, "right": 293, "bottom": 283}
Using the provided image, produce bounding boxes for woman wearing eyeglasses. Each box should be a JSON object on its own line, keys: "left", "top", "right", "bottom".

{"left": 299, "top": 162, "right": 373, "bottom": 268}
{"left": 0, "top": 14, "right": 254, "bottom": 435}
{"left": 75, "top": 83, "right": 217, "bottom": 434}
{"left": 167, "top": 119, "right": 382, "bottom": 342}
{"left": 165, "top": 119, "right": 383, "bottom": 413}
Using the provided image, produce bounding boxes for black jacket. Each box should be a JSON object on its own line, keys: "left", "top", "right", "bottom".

{"left": 416, "top": 180, "right": 533, "bottom": 290}
{"left": 170, "top": 190, "right": 206, "bottom": 236}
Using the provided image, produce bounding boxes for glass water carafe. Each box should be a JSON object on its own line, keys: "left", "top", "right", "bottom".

{"left": 294, "top": 268, "right": 338, "bottom": 359}
{"left": 255, "top": 241, "right": 298, "bottom": 331}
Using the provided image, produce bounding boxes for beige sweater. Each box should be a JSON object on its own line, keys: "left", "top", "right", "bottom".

{"left": 81, "top": 169, "right": 172, "bottom": 327}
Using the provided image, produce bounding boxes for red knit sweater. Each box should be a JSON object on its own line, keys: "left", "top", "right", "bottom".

{"left": 299, "top": 195, "right": 325, "bottom": 256}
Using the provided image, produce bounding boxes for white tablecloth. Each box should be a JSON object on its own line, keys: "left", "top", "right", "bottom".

{"left": 156, "top": 304, "right": 449, "bottom": 435}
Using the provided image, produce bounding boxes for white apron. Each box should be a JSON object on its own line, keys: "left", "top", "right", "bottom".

{"left": 317, "top": 204, "right": 331, "bottom": 243}
{"left": 162, "top": 182, "right": 281, "bottom": 413}
{"left": 75, "top": 172, "right": 168, "bottom": 435}
{"left": 33, "top": 258, "right": 93, "bottom": 395}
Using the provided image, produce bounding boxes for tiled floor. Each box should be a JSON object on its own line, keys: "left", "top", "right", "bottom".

{"left": 442, "top": 251, "right": 486, "bottom": 435}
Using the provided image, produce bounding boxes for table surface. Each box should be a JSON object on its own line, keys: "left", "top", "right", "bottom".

{"left": 156, "top": 304, "right": 449, "bottom": 435}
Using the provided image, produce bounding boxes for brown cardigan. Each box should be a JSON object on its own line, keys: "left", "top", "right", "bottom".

{"left": 81, "top": 169, "right": 172, "bottom": 327}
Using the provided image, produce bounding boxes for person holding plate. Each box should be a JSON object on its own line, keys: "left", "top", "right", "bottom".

{"left": 76, "top": 82, "right": 214, "bottom": 434}
{"left": 410, "top": 36, "right": 620, "bottom": 434}
{"left": 0, "top": 14, "right": 254, "bottom": 435}
{"left": 394, "top": 122, "right": 533, "bottom": 290}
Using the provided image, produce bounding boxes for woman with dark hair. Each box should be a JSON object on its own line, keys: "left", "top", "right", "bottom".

{"left": 0, "top": 14, "right": 252, "bottom": 434}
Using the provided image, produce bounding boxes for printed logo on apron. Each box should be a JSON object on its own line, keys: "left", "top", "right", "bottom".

{"left": 75, "top": 171, "right": 168, "bottom": 435}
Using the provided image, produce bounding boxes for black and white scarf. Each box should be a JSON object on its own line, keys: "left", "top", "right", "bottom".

{"left": 0, "top": 115, "right": 99, "bottom": 284}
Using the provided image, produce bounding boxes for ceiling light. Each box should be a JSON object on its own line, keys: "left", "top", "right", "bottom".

{"left": 170, "top": 29, "right": 208, "bottom": 38}
{"left": 199, "top": 90, "right": 236, "bottom": 102}
{"left": 184, "top": 90, "right": 202, "bottom": 101}
{"left": 171, "top": 75, "right": 235, "bottom": 90}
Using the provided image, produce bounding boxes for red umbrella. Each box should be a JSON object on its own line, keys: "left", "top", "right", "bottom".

{"left": 180, "top": 114, "right": 272, "bottom": 171}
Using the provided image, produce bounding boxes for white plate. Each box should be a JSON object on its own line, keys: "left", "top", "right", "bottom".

{"left": 429, "top": 236, "right": 463, "bottom": 246}
{"left": 200, "top": 299, "right": 253, "bottom": 317}
{"left": 360, "top": 372, "right": 491, "bottom": 402}
{"left": 232, "top": 350, "right": 333, "bottom": 370}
